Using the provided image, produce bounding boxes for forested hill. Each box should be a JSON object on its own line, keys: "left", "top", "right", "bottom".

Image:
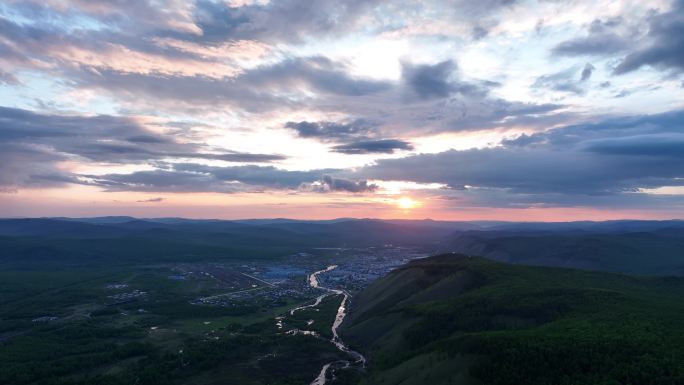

{"left": 449, "top": 229, "right": 684, "bottom": 276}
{"left": 341, "top": 253, "right": 684, "bottom": 385}
{"left": 0, "top": 218, "right": 453, "bottom": 267}
{"left": 2, "top": 217, "right": 684, "bottom": 275}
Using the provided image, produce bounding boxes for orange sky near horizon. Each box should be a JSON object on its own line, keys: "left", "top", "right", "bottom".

{"left": 1, "top": 186, "right": 680, "bottom": 222}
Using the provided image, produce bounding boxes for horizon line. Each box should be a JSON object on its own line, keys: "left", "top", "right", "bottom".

{"left": 2, "top": 216, "right": 684, "bottom": 223}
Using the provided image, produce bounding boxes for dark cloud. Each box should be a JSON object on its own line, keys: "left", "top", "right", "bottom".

{"left": 185, "top": 0, "right": 383, "bottom": 44}
{"left": 2, "top": 0, "right": 679, "bottom": 214}
{"left": 583, "top": 134, "right": 684, "bottom": 158}
{"left": 614, "top": 1, "right": 684, "bottom": 74}
{"left": 0, "top": 5, "right": 390, "bottom": 112}
{"left": 240, "top": 56, "right": 392, "bottom": 97}
{"left": 82, "top": 165, "right": 317, "bottom": 193}
{"left": 137, "top": 197, "right": 164, "bottom": 203}
{"left": 83, "top": 168, "right": 235, "bottom": 193}
{"left": 472, "top": 25, "right": 490, "bottom": 40}
{"left": 285, "top": 119, "right": 413, "bottom": 154}
{"left": 302, "top": 175, "right": 378, "bottom": 193}
{"left": 320, "top": 175, "right": 377, "bottom": 193}
{"left": 500, "top": 133, "right": 544, "bottom": 147}
{"left": 9, "top": 0, "right": 381, "bottom": 47}
{"left": 81, "top": 163, "right": 376, "bottom": 194}
{"left": 357, "top": 110, "right": 684, "bottom": 200}
{"left": 67, "top": 56, "right": 391, "bottom": 111}
{"left": 0, "top": 106, "right": 287, "bottom": 190}
{"left": 552, "top": 18, "right": 631, "bottom": 56}
{"left": 0, "top": 5, "right": 567, "bottom": 138}
{"left": 580, "top": 63, "right": 595, "bottom": 81}
{"left": 552, "top": 5, "right": 684, "bottom": 76}
{"left": 317, "top": 58, "right": 566, "bottom": 136}
{"left": 0, "top": 106, "right": 283, "bottom": 164}
{"left": 331, "top": 139, "right": 414, "bottom": 154}
{"left": 508, "top": 110, "right": 684, "bottom": 147}
{"left": 401, "top": 60, "right": 487, "bottom": 99}
{"left": 0, "top": 142, "right": 72, "bottom": 189}
{"left": 402, "top": 60, "right": 454, "bottom": 99}
{"left": 285, "top": 119, "right": 376, "bottom": 140}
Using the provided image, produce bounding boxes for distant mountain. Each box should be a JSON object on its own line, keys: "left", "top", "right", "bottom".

{"left": 449, "top": 228, "right": 684, "bottom": 275}
{"left": 53, "top": 216, "right": 139, "bottom": 224}
{"left": 0, "top": 218, "right": 130, "bottom": 238}
{"left": 0, "top": 218, "right": 452, "bottom": 267}
{"left": 1, "top": 217, "right": 683, "bottom": 272}
{"left": 485, "top": 219, "right": 684, "bottom": 233}
{"left": 342, "top": 253, "right": 684, "bottom": 385}
{"left": 0, "top": 217, "right": 456, "bottom": 243}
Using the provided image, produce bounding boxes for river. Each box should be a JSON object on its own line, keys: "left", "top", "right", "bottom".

{"left": 286, "top": 265, "right": 366, "bottom": 385}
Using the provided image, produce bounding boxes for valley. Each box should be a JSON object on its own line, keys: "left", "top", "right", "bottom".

{"left": 1, "top": 217, "right": 684, "bottom": 384}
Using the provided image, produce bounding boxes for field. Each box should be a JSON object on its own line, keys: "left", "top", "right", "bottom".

{"left": 0, "top": 263, "right": 345, "bottom": 385}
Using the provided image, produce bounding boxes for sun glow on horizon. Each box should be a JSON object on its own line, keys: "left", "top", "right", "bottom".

{"left": 396, "top": 197, "right": 418, "bottom": 209}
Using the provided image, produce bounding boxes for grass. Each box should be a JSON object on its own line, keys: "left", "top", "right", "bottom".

{"left": 0, "top": 261, "right": 348, "bottom": 385}
{"left": 286, "top": 294, "right": 344, "bottom": 338}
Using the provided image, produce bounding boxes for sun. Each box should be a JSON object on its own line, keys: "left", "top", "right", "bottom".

{"left": 397, "top": 197, "right": 417, "bottom": 209}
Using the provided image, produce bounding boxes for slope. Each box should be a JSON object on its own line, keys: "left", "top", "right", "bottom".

{"left": 342, "top": 253, "right": 684, "bottom": 385}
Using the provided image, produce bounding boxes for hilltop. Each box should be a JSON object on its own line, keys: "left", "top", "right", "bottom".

{"left": 342, "top": 253, "right": 684, "bottom": 385}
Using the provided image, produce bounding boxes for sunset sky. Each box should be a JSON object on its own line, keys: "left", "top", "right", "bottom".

{"left": 1, "top": 0, "right": 683, "bottom": 220}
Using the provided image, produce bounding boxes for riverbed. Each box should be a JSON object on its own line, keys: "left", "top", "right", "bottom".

{"left": 286, "top": 265, "right": 366, "bottom": 385}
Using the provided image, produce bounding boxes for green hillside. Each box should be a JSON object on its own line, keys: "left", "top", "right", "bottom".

{"left": 450, "top": 230, "right": 684, "bottom": 276}
{"left": 341, "top": 254, "right": 684, "bottom": 385}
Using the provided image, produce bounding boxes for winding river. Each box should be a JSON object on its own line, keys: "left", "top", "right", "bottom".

{"left": 287, "top": 265, "right": 366, "bottom": 385}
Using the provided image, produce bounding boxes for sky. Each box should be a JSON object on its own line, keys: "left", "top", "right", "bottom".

{"left": 0, "top": 0, "right": 683, "bottom": 220}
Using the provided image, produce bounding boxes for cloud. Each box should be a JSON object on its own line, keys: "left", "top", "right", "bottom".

{"left": 583, "top": 134, "right": 684, "bottom": 158}
{"left": 580, "top": 63, "right": 595, "bottom": 82}
{"left": 2, "top": 0, "right": 679, "bottom": 215}
{"left": 533, "top": 64, "right": 598, "bottom": 95}
{"left": 0, "top": 106, "right": 283, "bottom": 164}
{"left": 81, "top": 163, "right": 376, "bottom": 194}
{"left": 301, "top": 175, "right": 378, "bottom": 193}
{"left": 500, "top": 133, "right": 544, "bottom": 147}
{"left": 285, "top": 119, "right": 412, "bottom": 154}
{"left": 186, "top": 0, "right": 383, "bottom": 44}
{"left": 401, "top": 60, "right": 487, "bottom": 100}
{"left": 81, "top": 163, "right": 380, "bottom": 195}
{"left": 551, "top": 5, "right": 684, "bottom": 76}
{"left": 533, "top": 67, "right": 586, "bottom": 94}
{"left": 552, "top": 18, "right": 632, "bottom": 56}
{"left": 0, "top": 106, "right": 287, "bottom": 190}
{"left": 0, "top": 6, "right": 389, "bottom": 112}
{"left": 0, "top": 3, "right": 567, "bottom": 138}
{"left": 402, "top": 60, "right": 456, "bottom": 99}
{"left": 66, "top": 55, "right": 391, "bottom": 111}
{"left": 331, "top": 139, "right": 414, "bottom": 154}
{"left": 355, "top": 110, "right": 684, "bottom": 202}
{"left": 137, "top": 197, "right": 164, "bottom": 202}
{"left": 0, "top": 70, "right": 19, "bottom": 85}
{"left": 285, "top": 119, "right": 376, "bottom": 141}
{"left": 0, "top": 142, "right": 73, "bottom": 189}
{"left": 613, "top": 1, "right": 684, "bottom": 75}
{"left": 11, "top": 0, "right": 381, "bottom": 46}
{"left": 510, "top": 109, "right": 684, "bottom": 147}
{"left": 275, "top": 59, "right": 564, "bottom": 139}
